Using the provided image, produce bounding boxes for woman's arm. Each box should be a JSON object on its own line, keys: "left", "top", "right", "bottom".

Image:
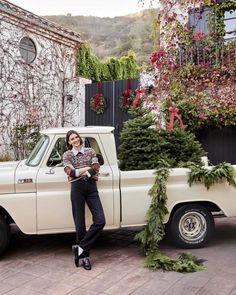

{"left": 63, "top": 152, "right": 90, "bottom": 177}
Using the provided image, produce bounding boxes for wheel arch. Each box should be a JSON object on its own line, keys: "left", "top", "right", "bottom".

{"left": 167, "top": 201, "right": 223, "bottom": 224}
{"left": 0, "top": 206, "right": 15, "bottom": 224}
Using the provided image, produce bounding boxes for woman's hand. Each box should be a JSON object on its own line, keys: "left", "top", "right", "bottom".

{"left": 80, "top": 166, "right": 91, "bottom": 176}
{"left": 92, "top": 163, "right": 100, "bottom": 173}
{"left": 64, "top": 166, "right": 73, "bottom": 176}
{"left": 64, "top": 166, "right": 92, "bottom": 177}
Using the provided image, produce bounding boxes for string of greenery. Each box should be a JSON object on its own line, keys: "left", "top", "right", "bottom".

{"left": 135, "top": 160, "right": 236, "bottom": 272}
{"left": 188, "top": 162, "right": 236, "bottom": 190}
{"left": 135, "top": 160, "right": 206, "bottom": 272}
{"left": 76, "top": 44, "right": 139, "bottom": 82}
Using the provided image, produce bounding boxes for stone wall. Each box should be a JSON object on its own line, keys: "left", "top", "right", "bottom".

{"left": 0, "top": 16, "right": 90, "bottom": 157}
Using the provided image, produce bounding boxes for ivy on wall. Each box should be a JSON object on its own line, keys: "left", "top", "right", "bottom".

{"left": 11, "top": 122, "right": 40, "bottom": 160}
{"left": 76, "top": 44, "right": 139, "bottom": 82}
{"left": 210, "top": 0, "right": 236, "bottom": 38}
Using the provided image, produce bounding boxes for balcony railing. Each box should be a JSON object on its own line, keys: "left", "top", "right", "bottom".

{"left": 178, "top": 43, "right": 236, "bottom": 68}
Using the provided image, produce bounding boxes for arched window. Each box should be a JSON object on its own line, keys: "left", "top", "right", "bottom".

{"left": 19, "top": 37, "right": 37, "bottom": 63}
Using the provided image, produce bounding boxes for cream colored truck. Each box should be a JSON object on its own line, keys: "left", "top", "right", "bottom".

{"left": 0, "top": 126, "right": 235, "bottom": 256}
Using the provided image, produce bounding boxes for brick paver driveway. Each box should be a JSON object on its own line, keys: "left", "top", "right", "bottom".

{"left": 1, "top": 217, "right": 236, "bottom": 295}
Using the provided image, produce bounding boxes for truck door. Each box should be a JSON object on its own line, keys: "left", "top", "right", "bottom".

{"left": 36, "top": 134, "right": 114, "bottom": 233}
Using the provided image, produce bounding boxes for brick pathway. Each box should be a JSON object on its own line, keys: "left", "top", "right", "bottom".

{"left": 0, "top": 217, "right": 236, "bottom": 295}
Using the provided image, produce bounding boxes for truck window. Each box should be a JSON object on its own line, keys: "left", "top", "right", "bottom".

{"left": 47, "top": 138, "right": 67, "bottom": 167}
{"left": 26, "top": 135, "right": 49, "bottom": 167}
{"left": 46, "top": 137, "right": 103, "bottom": 167}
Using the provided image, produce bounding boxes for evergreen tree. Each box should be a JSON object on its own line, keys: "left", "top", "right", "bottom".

{"left": 118, "top": 115, "right": 206, "bottom": 171}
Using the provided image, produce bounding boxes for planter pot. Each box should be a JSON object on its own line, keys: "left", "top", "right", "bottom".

{"left": 196, "top": 125, "right": 236, "bottom": 165}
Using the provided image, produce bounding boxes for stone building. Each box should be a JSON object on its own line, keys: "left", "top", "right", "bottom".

{"left": 0, "top": 0, "right": 90, "bottom": 157}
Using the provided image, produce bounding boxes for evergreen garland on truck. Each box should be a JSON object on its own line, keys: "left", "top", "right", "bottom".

{"left": 119, "top": 115, "right": 236, "bottom": 272}
{"left": 135, "top": 161, "right": 205, "bottom": 272}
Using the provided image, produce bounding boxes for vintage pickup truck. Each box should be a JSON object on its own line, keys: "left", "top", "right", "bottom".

{"left": 0, "top": 126, "right": 235, "bottom": 256}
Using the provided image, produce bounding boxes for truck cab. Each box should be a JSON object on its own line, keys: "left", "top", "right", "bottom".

{"left": 0, "top": 127, "right": 121, "bottom": 255}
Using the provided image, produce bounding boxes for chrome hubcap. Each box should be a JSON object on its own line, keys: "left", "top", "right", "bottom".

{"left": 179, "top": 211, "right": 206, "bottom": 242}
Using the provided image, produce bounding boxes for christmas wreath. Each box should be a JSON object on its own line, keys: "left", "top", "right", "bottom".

{"left": 90, "top": 94, "right": 106, "bottom": 115}
{"left": 90, "top": 82, "right": 106, "bottom": 115}
{"left": 119, "top": 89, "right": 135, "bottom": 111}
{"left": 119, "top": 78, "right": 135, "bottom": 112}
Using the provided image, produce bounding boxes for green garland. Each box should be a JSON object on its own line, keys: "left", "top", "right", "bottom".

{"left": 144, "top": 252, "right": 205, "bottom": 272}
{"left": 135, "top": 160, "right": 236, "bottom": 272}
{"left": 135, "top": 160, "right": 169, "bottom": 252}
{"left": 135, "top": 160, "right": 206, "bottom": 272}
{"left": 188, "top": 162, "right": 236, "bottom": 190}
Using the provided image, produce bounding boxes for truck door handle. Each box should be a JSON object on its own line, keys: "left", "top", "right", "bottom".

{"left": 99, "top": 172, "right": 110, "bottom": 177}
{"left": 46, "top": 169, "right": 55, "bottom": 175}
{"left": 45, "top": 163, "right": 63, "bottom": 175}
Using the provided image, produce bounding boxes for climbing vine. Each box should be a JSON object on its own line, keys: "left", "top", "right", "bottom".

{"left": 213, "top": 0, "right": 236, "bottom": 38}
{"left": 0, "top": 17, "right": 84, "bottom": 159}
{"left": 11, "top": 122, "right": 40, "bottom": 160}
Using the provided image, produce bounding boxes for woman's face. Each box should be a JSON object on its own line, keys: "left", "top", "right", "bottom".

{"left": 68, "top": 133, "right": 81, "bottom": 149}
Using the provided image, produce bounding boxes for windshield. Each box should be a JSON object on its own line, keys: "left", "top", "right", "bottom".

{"left": 25, "top": 134, "right": 49, "bottom": 166}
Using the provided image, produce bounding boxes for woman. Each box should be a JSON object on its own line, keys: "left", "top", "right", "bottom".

{"left": 63, "top": 130, "right": 106, "bottom": 270}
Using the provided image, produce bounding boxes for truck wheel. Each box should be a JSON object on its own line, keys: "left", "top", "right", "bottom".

{"left": 168, "top": 204, "right": 214, "bottom": 249}
{"left": 0, "top": 215, "right": 10, "bottom": 256}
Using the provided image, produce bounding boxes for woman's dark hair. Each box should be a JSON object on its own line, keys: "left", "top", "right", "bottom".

{"left": 66, "top": 130, "right": 83, "bottom": 150}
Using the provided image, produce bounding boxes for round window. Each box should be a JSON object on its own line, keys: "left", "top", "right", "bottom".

{"left": 19, "top": 37, "right": 37, "bottom": 63}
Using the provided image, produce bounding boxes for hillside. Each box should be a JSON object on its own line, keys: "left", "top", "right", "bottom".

{"left": 44, "top": 9, "right": 159, "bottom": 65}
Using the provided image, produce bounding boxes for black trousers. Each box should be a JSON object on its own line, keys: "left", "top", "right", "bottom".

{"left": 71, "top": 178, "right": 106, "bottom": 254}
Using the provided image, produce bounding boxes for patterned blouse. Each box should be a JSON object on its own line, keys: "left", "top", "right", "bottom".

{"left": 63, "top": 147, "right": 99, "bottom": 170}
{"left": 63, "top": 147, "right": 100, "bottom": 180}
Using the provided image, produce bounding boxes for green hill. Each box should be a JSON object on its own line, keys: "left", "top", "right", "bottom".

{"left": 44, "top": 9, "right": 159, "bottom": 65}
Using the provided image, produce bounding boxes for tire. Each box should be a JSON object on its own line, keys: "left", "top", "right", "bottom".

{"left": 0, "top": 215, "right": 10, "bottom": 256}
{"left": 168, "top": 204, "right": 215, "bottom": 249}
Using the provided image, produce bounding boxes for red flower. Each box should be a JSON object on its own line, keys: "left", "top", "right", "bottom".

{"left": 149, "top": 48, "right": 165, "bottom": 64}
{"left": 163, "top": 74, "right": 168, "bottom": 81}
{"left": 150, "top": 52, "right": 159, "bottom": 64}
{"left": 156, "top": 60, "right": 164, "bottom": 68}
{"left": 193, "top": 31, "right": 205, "bottom": 42}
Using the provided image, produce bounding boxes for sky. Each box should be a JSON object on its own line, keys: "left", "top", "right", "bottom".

{"left": 8, "top": 0, "right": 160, "bottom": 17}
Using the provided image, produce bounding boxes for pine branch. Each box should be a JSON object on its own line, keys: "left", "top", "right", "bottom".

{"left": 188, "top": 162, "right": 236, "bottom": 190}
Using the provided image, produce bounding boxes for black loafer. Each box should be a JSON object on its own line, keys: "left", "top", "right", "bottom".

{"left": 82, "top": 257, "right": 92, "bottom": 270}
{"left": 79, "top": 250, "right": 89, "bottom": 259}
{"left": 72, "top": 245, "right": 79, "bottom": 267}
